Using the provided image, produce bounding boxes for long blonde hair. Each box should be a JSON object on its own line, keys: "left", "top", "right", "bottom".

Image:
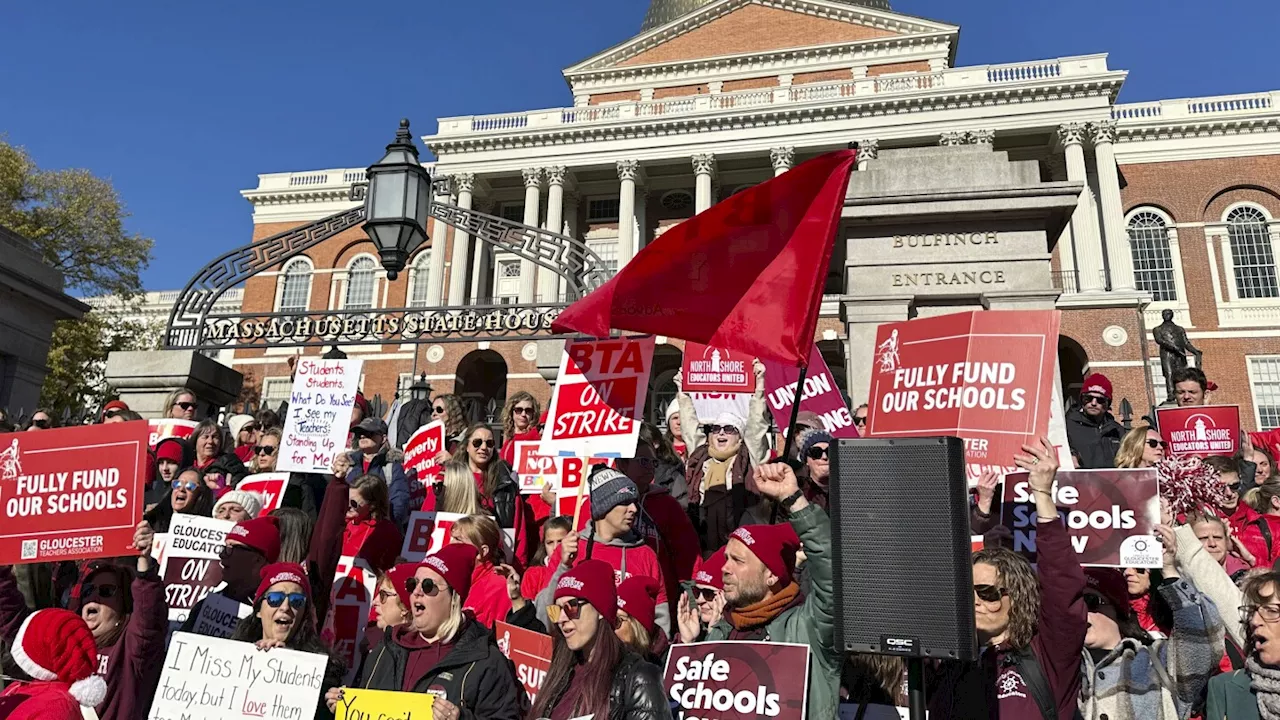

{"left": 439, "top": 459, "right": 483, "bottom": 515}
{"left": 451, "top": 514, "right": 503, "bottom": 564}
{"left": 1246, "top": 478, "right": 1280, "bottom": 515}
{"left": 1115, "top": 423, "right": 1154, "bottom": 469}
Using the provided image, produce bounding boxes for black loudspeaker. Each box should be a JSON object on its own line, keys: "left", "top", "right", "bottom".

{"left": 829, "top": 436, "right": 977, "bottom": 661}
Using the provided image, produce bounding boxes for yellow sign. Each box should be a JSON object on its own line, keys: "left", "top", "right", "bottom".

{"left": 336, "top": 687, "right": 435, "bottom": 720}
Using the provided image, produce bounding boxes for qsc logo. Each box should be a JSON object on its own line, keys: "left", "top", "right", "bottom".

{"left": 881, "top": 635, "right": 919, "bottom": 655}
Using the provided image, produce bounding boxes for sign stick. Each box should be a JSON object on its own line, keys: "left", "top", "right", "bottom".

{"left": 781, "top": 363, "right": 810, "bottom": 459}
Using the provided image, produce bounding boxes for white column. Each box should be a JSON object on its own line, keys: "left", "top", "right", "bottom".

{"left": 425, "top": 179, "right": 450, "bottom": 306}
{"left": 560, "top": 191, "right": 581, "bottom": 298}
{"left": 692, "top": 154, "right": 716, "bottom": 213}
{"left": 519, "top": 168, "right": 542, "bottom": 303}
{"left": 856, "top": 139, "right": 879, "bottom": 171}
{"left": 1091, "top": 121, "right": 1135, "bottom": 292}
{"left": 447, "top": 173, "right": 476, "bottom": 305}
{"left": 617, "top": 160, "right": 640, "bottom": 265}
{"left": 634, "top": 182, "right": 648, "bottom": 251}
{"left": 541, "top": 166, "right": 567, "bottom": 303}
{"left": 770, "top": 147, "right": 795, "bottom": 176}
{"left": 1059, "top": 124, "right": 1106, "bottom": 292}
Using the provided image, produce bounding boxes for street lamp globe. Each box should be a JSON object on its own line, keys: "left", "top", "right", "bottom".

{"left": 363, "top": 118, "right": 432, "bottom": 281}
{"left": 409, "top": 372, "right": 432, "bottom": 401}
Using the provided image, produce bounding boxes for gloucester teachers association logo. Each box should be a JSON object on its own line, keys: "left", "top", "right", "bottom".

{"left": 0, "top": 439, "right": 20, "bottom": 482}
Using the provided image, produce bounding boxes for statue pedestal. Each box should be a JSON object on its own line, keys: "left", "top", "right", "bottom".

{"left": 536, "top": 340, "right": 566, "bottom": 386}
{"left": 105, "top": 350, "right": 243, "bottom": 419}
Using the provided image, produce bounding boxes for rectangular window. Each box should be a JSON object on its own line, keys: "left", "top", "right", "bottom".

{"left": 1250, "top": 356, "right": 1280, "bottom": 430}
{"left": 262, "top": 377, "right": 293, "bottom": 411}
{"left": 1129, "top": 234, "right": 1178, "bottom": 302}
{"left": 587, "top": 240, "right": 619, "bottom": 274}
{"left": 500, "top": 203, "right": 525, "bottom": 222}
{"left": 587, "top": 198, "right": 621, "bottom": 223}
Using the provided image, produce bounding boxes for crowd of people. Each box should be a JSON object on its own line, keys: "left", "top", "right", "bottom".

{"left": 7, "top": 360, "right": 1280, "bottom": 719}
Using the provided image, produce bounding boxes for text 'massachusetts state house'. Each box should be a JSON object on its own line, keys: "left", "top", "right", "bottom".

{"left": 231, "top": 0, "right": 1280, "bottom": 430}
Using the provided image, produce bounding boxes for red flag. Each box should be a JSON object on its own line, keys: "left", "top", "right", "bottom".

{"left": 552, "top": 150, "right": 857, "bottom": 366}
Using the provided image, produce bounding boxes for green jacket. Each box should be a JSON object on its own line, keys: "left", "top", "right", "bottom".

{"left": 1206, "top": 669, "right": 1259, "bottom": 720}
{"left": 704, "top": 503, "right": 837, "bottom": 720}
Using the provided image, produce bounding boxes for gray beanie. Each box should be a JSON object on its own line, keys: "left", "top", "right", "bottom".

{"left": 796, "top": 427, "right": 834, "bottom": 461}
{"left": 589, "top": 467, "right": 638, "bottom": 521}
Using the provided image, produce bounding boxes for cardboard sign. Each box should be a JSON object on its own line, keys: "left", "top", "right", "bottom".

{"left": 664, "top": 641, "right": 810, "bottom": 720}
{"left": 149, "top": 419, "right": 198, "bottom": 449}
{"left": 335, "top": 688, "right": 434, "bottom": 720}
{"left": 278, "top": 357, "right": 363, "bottom": 474}
{"left": 236, "top": 473, "right": 288, "bottom": 514}
{"left": 148, "top": 633, "right": 328, "bottom": 720}
{"left": 323, "top": 555, "right": 377, "bottom": 684}
{"left": 401, "top": 511, "right": 467, "bottom": 562}
{"left": 687, "top": 393, "right": 752, "bottom": 427}
{"left": 1001, "top": 468, "right": 1162, "bottom": 567}
{"left": 496, "top": 621, "right": 553, "bottom": 705}
{"left": 866, "top": 310, "right": 1060, "bottom": 482}
{"left": 191, "top": 592, "right": 252, "bottom": 640}
{"left": 513, "top": 442, "right": 611, "bottom": 497}
{"left": 763, "top": 345, "right": 858, "bottom": 438}
{"left": 1157, "top": 405, "right": 1241, "bottom": 457}
{"left": 0, "top": 421, "right": 146, "bottom": 564}
{"left": 542, "top": 336, "right": 655, "bottom": 458}
{"left": 160, "top": 515, "right": 235, "bottom": 623}
{"left": 684, "top": 343, "right": 755, "bottom": 394}
{"left": 403, "top": 420, "right": 447, "bottom": 481}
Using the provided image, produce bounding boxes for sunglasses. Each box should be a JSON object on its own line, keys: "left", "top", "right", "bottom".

{"left": 254, "top": 445, "right": 277, "bottom": 456}
{"left": 240, "top": 424, "right": 259, "bottom": 434}
{"left": 702, "top": 424, "right": 740, "bottom": 436}
{"left": 852, "top": 416, "right": 867, "bottom": 427}
{"left": 547, "top": 597, "right": 588, "bottom": 623}
{"left": 806, "top": 445, "right": 829, "bottom": 460}
{"left": 81, "top": 583, "right": 119, "bottom": 600}
{"left": 31, "top": 418, "right": 50, "bottom": 429}
{"left": 513, "top": 406, "right": 535, "bottom": 416}
{"left": 405, "top": 576, "right": 446, "bottom": 597}
{"left": 1083, "top": 593, "right": 1109, "bottom": 612}
{"left": 1227, "top": 482, "right": 1243, "bottom": 493}
{"left": 1144, "top": 439, "right": 1168, "bottom": 450}
{"left": 103, "top": 409, "right": 124, "bottom": 419}
{"left": 172, "top": 479, "right": 199, "bottom": 491}
{"left": 219, "top": 544, "right": 264, "bottom": 563}
{"left": 1081, "top": 394, "right": 1110, "bottom": 407}
{"left": 264, "top": 592, "right": 308, "bottom": 610}
{"left": 348, "top": 499, "right": 366, "bottom": 512}
{"left": 432, "top": 405, "right": 446, "bottom": 414}
{"left": 471, "top": 438, "right": 495, "bottom": 449}
{"left": 175, "top": 401, "right": 197, "bottom": 411}
{"left": 973, "top": 584, "right": 1008, "bottom": 603}
{"left": 694, "top": 587, "right": 719, "bottom": 602}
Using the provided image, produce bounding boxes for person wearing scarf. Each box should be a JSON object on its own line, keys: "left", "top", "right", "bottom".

{"left": 685, "top": 413, "right": 758, "bottom": 551}
{"left": 1206, "top": 570, "right": 1280, "bottom": 719}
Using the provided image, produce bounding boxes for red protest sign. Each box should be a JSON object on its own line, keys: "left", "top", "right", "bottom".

{"left": 542, "top": 336, "right": 655, "bottom": 457}
{"left": 400, "top": 511, "right": 466, "bottom": 562}
{"left": 514, "top": 441, "right": 559, "bottom": 494}
{"left": 1156, "top": 405, "right": 1240, "bottom": 457}
{"left": 684, "top": 343, "right": 755, "bottom": 394}
{"left": 866, "top": 310, "right": 1060, "bottom": 482}
{"left": 403, "top": 421, "right": 447, "bottom": 479}
{"left": 148, "top": 418, "right": 197, "bottom": 449}
{"left": 763, "top": 345, "right": 858, "bottom": 438}
{"left": 496, "top": 621, "right": 552, "bottom": 705}
{"left": 237, "top": 472, "right": 288, "bottom": 514}
{"left": 323, "top": 554, "right": 377, "bottom": 684}
{"left": 0, "top": 421, "right": 146, "bottom": 564}
{"left": 1001, "top": 468, "right": 1162, "bottom": 567}
{"left": 664, "top": 641, "right": 810, "bottom": 720}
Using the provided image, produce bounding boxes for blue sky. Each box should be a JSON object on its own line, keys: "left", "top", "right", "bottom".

{"left": 3, "top": 0, "right": 1276, "bottom": 292}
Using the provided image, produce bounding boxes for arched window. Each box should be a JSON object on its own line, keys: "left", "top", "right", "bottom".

{"left": 409, "top": 251, "right": 433, "bottom": 307}
{"left": 1228, "top": 206, "right": 1278, "bottom": 299}
{"left": 278, "top": 258, "right": 312, "bottom": 313}
{"left": 1127, "top": 211, "right": 1178, "bottom": 301}
{"left": 344, "top": 256, "right": 378, "bottom": 310}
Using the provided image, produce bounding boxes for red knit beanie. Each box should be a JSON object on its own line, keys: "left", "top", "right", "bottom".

{"left": 228, "top": 515, "right": 281, "bottom": 563}
{"left": 729, "top": 523, "right": 801, "bottom": 587}
{"left": 385, "top": 562, "right": 420, "bottom": 610}
{"left": 1082, "top": 373, "right": 1113, "bottom": 400}
{"left": 554, "top": 559, "right": 618, "bottom": 625}
{"left": 616, "top": 576, "right": 661, "bottom": 633}
{"left": 693, "top": 548, "right": 727, "bottom": 591}
{"left": 422, "top": 544, "right": 478, "bottom": 602}
{"left": 12, "top": 609, "right": 107, "bottom": 707}
{"left": 155, "top": 438, "right": 185, "bottom": 465}
{"left": 254, "top": 562, "right": 312, "bottom": 606}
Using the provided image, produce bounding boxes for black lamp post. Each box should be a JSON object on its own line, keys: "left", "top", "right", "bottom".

{"left": 363, "top": 119, "right": 432, "bottom": 281}
{"left": 410, "top": 373, "right": 432, "bottom": 401}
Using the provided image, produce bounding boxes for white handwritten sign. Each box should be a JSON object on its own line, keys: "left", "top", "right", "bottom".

{"left": 160, "top": 515, "right": 235, "bottom": 623}
{"left": 147, "top": 632, "right": 327, "bottom": 720}
{"left": 278, "top": 358, "right": 363, "bottom": 474}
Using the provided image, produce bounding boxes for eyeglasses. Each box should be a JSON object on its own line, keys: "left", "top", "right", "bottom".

{"left": 1242, "top": 605, "right": 1280, "bottom": 623}
{"left": 1082, "top": 394, "right": 1110, "bottom": 407}
{"left": 172, "top": 479, "right": 199, "bottom": 491}
{"left": 254, "top": 445, "right": 277, "bottom": 456}
{"left": 513, "top": 406, "right": 535, "bottom": 416}
{"left": 81, "top": 583, "right": 118, "bottom": 600}
{"left": 806, "top": 445, "right": 829, "bottom": 460}
{"left": 264, "top": 592, "right": 308, "bottom": 610}
{"left": 175, "top": 402, "right": 196, "bottom": 411}
{"left": 1083, "top": 593, "right": 1109, "bottom": 612}
{"left": 471, "top": 438, "right": 495, "bottom": 449}
{"left": 547, "top": 597, "right": 588, "bottom": 623}
{"left": 432, "top": 405, "right": 446, "bottom": 415}
{"left": 377, "top": 589, "right": 398, "bottom": 603}
{"left": 973, "top": 584, "right": 1008, "bottom": 603}
{"left": 405, "top": 576, "right": 446, "bottom": 597}
{"left": 219, "top": 544, "right": 264, "bottom": 563}
{"left": 852, "top": 416, "right": 867, "bottom": 427}
{"left": 694, "top": 587, "right": 719, "bottom": 602}
{"left": 1144, "top": 439, "right": 1168, "bottom": 450}
{"left": 702, "top": 425, "right": 740, "bottom": 436}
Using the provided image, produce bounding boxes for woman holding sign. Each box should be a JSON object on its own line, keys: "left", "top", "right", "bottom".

{"left": 499, "top": 391, "right": 542, "bottom": 466}
{"left": 463, "top": 423, "right": 532, "bottom": 566}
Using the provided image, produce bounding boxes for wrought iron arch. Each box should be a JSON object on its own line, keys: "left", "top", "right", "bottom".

{"left": 164, "top": 188, "right": 611, "bottom": 350}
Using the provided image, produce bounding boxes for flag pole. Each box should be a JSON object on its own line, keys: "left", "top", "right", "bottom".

{"left": 781, "top": 363, "right": 810, "bottom": 460}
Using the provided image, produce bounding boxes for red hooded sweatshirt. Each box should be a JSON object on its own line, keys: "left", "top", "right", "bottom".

{"left": 1239, "top": 512, "right": 1280, "bottom": 567}
{"left": 343, "top": 514, "right": 404, "bottom": 574}
{"left": 0, "top": 681, "right": 83, "bottom": 720}
{"left": 464, "top": 561, "right": 512, "bottom": 629}
{"left": 549, "top": 526, "right": 670, "bottom": 633}
{"left": 633, "top": 485, "right": 700, "bottom": 618}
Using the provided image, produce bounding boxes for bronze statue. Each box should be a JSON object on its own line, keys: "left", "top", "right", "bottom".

{"left": 1153, "top": 309, "right": 1203, "bottom": 403}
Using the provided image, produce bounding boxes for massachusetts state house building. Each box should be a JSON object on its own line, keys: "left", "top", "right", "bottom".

{"left": 231, "top": 0, "right": 1280, "bottom": 430}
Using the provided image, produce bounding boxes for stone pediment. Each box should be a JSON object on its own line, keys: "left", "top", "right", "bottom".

{"left": 565, "top": 0, "right": 957, "bottom": 74}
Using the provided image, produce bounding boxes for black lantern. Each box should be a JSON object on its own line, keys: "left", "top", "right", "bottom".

{"left": 363, "top": 118, "right": 431, "bottom": 281}
{"left": 410, "top": 373, "right": 432, "bottom": 401}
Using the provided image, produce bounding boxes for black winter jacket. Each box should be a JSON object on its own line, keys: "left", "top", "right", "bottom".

{"left": 607, "top": 652, "right": 672, "bottom": 720}
{"left": 358, "top": 619, "right": 528, "bottom": 720}
{"left": 1065, "top": 405, "right": 1125, "bottom": 469}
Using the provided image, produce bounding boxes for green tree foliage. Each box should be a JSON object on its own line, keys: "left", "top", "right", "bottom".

{"left": 0, "top": 138, "right": 155, "bottom": 414}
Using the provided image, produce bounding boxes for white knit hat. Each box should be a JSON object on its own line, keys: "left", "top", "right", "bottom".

{"left": 227, "top": 413, "right": 256, "bottom": 439}
{"left": 213, "top": 490, "right": 264, "bottom": 519}
{"left": 666, "top": 398, "right": 680, "bottom": 421}
{"left": 12, "top": 609, "right": 108, "bottom": 707}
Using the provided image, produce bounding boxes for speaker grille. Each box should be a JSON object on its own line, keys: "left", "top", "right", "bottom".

{"left": 829, "top": 437, "right": 977, "bottom": 661}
